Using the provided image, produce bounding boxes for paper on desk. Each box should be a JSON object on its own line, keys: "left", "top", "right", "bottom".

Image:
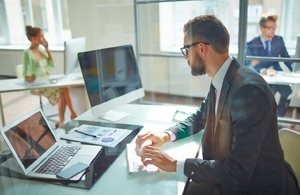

{"left": 60, "top": 124, "right": 131, "bottom": 147}
{"left": 17, "top": 78, "right": 49, "bottom": 87}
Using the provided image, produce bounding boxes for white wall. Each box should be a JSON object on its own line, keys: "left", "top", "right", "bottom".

{"left": 0, "top": 48, "right": 64, "bottom": 76}
{"left": 67, "top": 0, "right": 136, "bottom": 51}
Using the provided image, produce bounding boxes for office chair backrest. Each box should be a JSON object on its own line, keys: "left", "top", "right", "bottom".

{"left": 278, "top": 128, "right": 300, "bottom": 188}
{"left": 15, "top": 64, "right": 24, "bottom": 78}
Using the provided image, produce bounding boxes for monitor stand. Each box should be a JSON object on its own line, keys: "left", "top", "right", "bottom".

{"left": 99, "top": 110, "right": 129, "bottom": 122}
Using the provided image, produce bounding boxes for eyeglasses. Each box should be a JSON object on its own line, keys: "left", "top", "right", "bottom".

{"left": 180, "top": 41, "right": 210, "bottom": 56}
{"left": 263, "top": 26, "right": 277, "bottom": 31}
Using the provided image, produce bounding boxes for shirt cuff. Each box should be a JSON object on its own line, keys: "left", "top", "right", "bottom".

{"left": 260, "top": 68, "right": 266, "bottom": 74}
{"left": 165, "top": 130, "right": 176, "bottom": 142}
{"left": 176, "top": 159, "right": 185, "bottom": 175}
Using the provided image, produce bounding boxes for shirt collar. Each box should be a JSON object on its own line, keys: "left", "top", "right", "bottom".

{"left": 211, "top": 56, "right": 232, "bottom": 91}
{"left": 260, "top": 36, "right": 272, "bottom": 43}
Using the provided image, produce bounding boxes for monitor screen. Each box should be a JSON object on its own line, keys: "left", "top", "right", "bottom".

{"left": 64, "top": 37, "right": 86, "bottom": 74}
{"left": 3, "top": 110, "right": 56, "bottom": 169}
{"left": 78, "top": 44, "right": 144, "bottom": 121}
{"left": 293, "top": 35, "right": 300, "bottom": 73}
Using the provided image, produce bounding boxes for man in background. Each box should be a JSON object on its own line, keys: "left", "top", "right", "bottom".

{"left": 246, "top": 13, "right": 293, "bottom": 117}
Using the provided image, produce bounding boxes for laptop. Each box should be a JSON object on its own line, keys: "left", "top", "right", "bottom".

{"left": 278, "top": 34, "right": 300, "bottom": 76}
{"left": 0, "top": 108, "right": 102, "bottom": 181}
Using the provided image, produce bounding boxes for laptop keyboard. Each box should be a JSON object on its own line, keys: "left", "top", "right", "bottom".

{"left": 35, "top": 145, "right": 82, "bottom": 175}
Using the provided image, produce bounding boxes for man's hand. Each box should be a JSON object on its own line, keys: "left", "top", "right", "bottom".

{"left": 135, "top": 131, "right": 170, "bottom": 149}
{"left": 140, "top": 145, "right": 177, "bottom": 172}
{"left": 250, "top": 59, "right": 260, "bottom": 67}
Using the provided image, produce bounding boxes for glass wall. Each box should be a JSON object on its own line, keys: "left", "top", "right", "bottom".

{"left": 246, "top": 0, "right": 300, "bottom": 54}
{"left": 134, "top": 0, "right": 300, "bottom": 106}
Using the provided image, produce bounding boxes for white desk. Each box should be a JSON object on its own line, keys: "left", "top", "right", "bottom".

{"left": 261, "top": 72, "right": 300, "bottom": 85}
{"left": 0, "top": 103, "right": 202, "bottom": 195}
{"left": 0, "top": 73, "right": 85, "bottom": 127}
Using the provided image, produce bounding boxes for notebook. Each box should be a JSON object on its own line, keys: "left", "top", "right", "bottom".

{"left": 0, "top": 108, "right": 102, "bottom": 181}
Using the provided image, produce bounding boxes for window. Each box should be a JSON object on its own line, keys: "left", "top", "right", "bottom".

{"left": 157, "top": 0, "right": 300, "bottom": 56}
{"left": 0, "top": 0, "right": 71, "bottom": 46}
{"left": 159, "top": 0, "right": 238, "bottom": 53}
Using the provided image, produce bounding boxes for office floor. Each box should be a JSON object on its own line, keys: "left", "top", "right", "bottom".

{"left": 0, "top": 86, "right": 89, "bottom": 150}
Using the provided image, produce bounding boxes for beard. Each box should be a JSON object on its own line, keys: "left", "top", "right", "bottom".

{"left": 189, "top": 53, "right": 206, "bottom": 76}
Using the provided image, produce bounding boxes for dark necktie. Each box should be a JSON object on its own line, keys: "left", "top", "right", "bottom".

{"left": 201, "top": 83, "right": 216, "bottom": 160}
{"left": 265, "top": 40, "right": 270, "bottom": 56}
{"left": 210, "top": 83, "right": 216, "bottom": 122}
{"left": 188, "top": 82, "right": 217, "bottom": 191}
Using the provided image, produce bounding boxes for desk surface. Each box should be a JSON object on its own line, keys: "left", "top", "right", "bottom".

{"left": 0, "top": 103, "right": 201, "bottom": 195}
{"left": 0, "top": 72, "right": 84, "bottom": 93}
{"left": 261, "top": 71, "right": 300, "bottom": 85}
{"left": 0, "top": 72, "right": 85, "bottom": 127}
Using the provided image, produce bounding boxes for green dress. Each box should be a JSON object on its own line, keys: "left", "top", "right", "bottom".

{"left": 22, "top": 48, "right": 62, "bottom": 106}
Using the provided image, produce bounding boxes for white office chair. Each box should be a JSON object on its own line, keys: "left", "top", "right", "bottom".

{"left": 278, "top": 128, "right": 300, "bottom": 188}
{"left": 15, "top": 64, "right": 24, "bottom": 78}
{"left": 15, "top": 64, "right": 58, "bottom": 123}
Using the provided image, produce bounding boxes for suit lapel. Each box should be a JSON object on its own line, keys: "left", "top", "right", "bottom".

{"left": 254, "top": 37, "right": 265, "bottom": 56}
{"left": 203, "top": 59, "right": 240, "bottom": 160}
{"left": 215, "top": 59, "right": 239, "bottom": 129}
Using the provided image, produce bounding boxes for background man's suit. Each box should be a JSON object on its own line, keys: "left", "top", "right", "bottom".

{"left": 246, "top": 35, "right": 293, "bottom": 116}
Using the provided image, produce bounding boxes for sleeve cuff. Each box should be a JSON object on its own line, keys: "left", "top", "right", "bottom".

{"left": 260, "top": 68, "right": 266, "bottom": 74}
{"left": 165, "top": 130, "right": 176, "bottom": 142}
{"left": 176, "top": 159, "right": 185, "bottom": 175}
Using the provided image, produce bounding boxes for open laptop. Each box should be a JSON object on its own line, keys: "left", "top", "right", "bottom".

{"left": 280, "top": 35, "right": 300, "bottom": 76}
{"left": 0, "top": 108, "right": 102, "bottom": 181}
{"left": 280, "top": 63, "right": 300, "bottom": 77}
{"left": 292, "top": 62, "right": 300, "bottom": 74}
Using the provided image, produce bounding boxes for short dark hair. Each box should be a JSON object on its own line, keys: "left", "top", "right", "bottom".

{"left": 259, "top": 13, "right": 278, "bottom": 27}
{"left": 183, "top": 15, "right": 229, "bottom": 54}
{"left": 25, "top": 25, "right": 42, "bottom": 41}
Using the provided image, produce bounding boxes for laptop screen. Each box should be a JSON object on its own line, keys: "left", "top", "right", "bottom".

{"left": 4, "top": 111, "right": 56, "bottom": 169}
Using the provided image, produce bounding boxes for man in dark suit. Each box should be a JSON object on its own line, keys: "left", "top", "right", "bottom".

{"left": 135, "top": 15, "right": 299, "bottom": 194}
{"left": 246, "top": 13, "right": 293, "bottom": 117}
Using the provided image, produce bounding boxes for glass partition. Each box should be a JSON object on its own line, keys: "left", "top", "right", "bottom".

{"left": 134, "top": 0, "right": 300, "bottom": 107}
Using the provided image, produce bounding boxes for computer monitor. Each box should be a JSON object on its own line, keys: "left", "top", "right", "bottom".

{"left": 78, "top": 44, "right": 145, "bottom": 121}
{"left": 64, "top": 37, "right": 86, "bottom": 74}
{"left": 293, "top": 35, "right": 300, "bottom": 74}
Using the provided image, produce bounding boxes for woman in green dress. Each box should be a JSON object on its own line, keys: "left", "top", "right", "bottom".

{"left": 22, "top": 25, "right": 78, "bottom": 127}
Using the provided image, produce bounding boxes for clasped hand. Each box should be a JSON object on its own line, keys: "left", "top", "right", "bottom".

{"left": 135, "top": 131, "right": 177, "bottom": 172}
{"left": 41, "top": 40, "right": 49, "bottom": 50}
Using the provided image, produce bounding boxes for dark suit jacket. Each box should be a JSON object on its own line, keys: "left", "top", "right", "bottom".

{"left": 245, "top": 35, "right": 293, "bottom": 72}
{"left": 167, "top": 59, "right": 299, "bottom": 194}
